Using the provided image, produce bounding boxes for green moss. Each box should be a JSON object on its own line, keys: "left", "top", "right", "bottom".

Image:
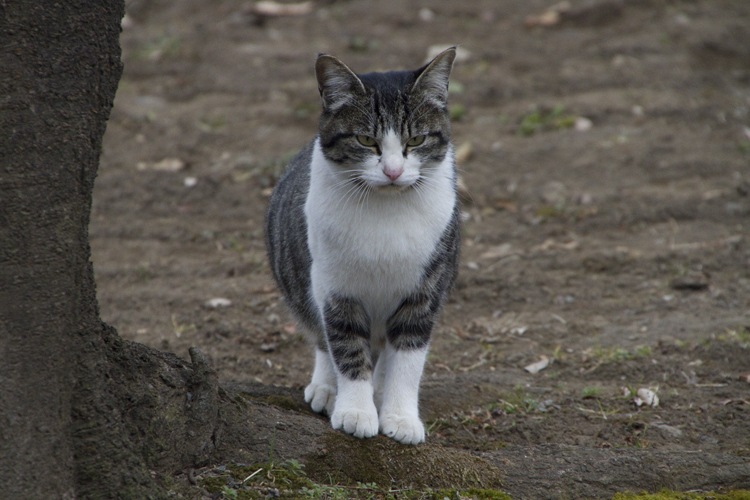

{"left": 235, "top": 489, "right": 262, "bottom": 499}
{"left": 229, "top": 461, "right": 314, "bottom": 491}
{"left": 200, "top": 476, "right": 227, "bottom": 494}
{"left": 465, "top": 489, "right": 513, "bottom": 500}
{"left": 611, "top": 491, "right": 750, "bottom": 500}
{"left": 264, "top": 394, "right": 300, "bottom": 412}
{"left": 303, "top": 432, "right": 502, "bottom": 489}
{"left": 234, "top": 394, "right": 250, "bottom": 408}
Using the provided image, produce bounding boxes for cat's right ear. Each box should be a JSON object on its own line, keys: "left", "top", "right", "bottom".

{"left": 315, "top": 55, "right": 366, "bottom": 112}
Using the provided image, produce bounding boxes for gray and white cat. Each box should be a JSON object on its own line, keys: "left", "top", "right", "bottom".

{"left": 265, "top": 48, "right": 460, "bottom": 444}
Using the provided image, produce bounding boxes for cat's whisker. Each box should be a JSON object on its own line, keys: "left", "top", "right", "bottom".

{"left": 331, "top": 173, "right": 365, "bottom": 190}
{"left": 355, "top": 183, "right": 371, "bottom": 226}
{"left": 338, "top": 178, "right": 367, "bottom": 208}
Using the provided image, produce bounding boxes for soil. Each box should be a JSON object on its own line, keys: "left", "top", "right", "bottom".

{"left": 93, "top": 0, "right": 750, "bottom": 492}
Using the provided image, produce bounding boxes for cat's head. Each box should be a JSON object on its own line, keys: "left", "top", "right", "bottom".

{"left": 314, "top": 48, "right": 456, "bottom": 192}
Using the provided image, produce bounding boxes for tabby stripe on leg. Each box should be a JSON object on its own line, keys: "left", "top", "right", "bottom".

{"left": 386, "top": 206, "right": 460, "bottom": 350}
{"left": 386, "top": 292, "right": 436, "bottom": 350}
{"left": 323, "top": 295, "right": 373, "bottom": 380}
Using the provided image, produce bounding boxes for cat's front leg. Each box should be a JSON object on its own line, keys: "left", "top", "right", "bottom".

{"left": 378, "top": 293, "right": 435, "bottom": 445}
{"left": 377, "top": 344, "right": 428, "bottom": 445}
{"left": 304, "top": 348, "right": 337, "bottom": 415}
{"left": 323, "top": 294, "right": 378, "bottom": 438}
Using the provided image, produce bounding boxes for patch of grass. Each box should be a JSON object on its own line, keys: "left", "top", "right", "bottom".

{"left": 635, "top": 345, "right": 652, "bottom": 357}
{"left": 613, "top": 492, "right": 750, "bottom": 500}
{"left": 495, "top": 385, "right": 541, "bottom": 414}
{"left": 517, "top": 105, "right": 577, "bottom": 136}
{"left": 171, "top": 314, "right": 196, "bottom": 338}
{"left": 582, "top": 387, "right": 602, "bottom": 399}
{"left": 228, "top": 236, "right": 244, "bottom": 255}
{"left": 587, "top": 346, "right": 633, "bottom": 364}
{"left": 449, "top": 104, "right": 467, "bottom": 121}
{"left": 198, "top": 112, "right": 227, "bottom": 132}
{"left": 200, "top": 459, "right": 513, "bottom": 500}
{"left": 196, "top": 460, "right": 750, "bottom": 500}
{"left": 738, "top": 140, "right": 750, "bottom": 153}
{"left": 134, "top": 33, "right": 182, "bottom": 61}
{"left": 448, "top": 81, "right": 465, "bottom": 95}
{"left": 134, "top": 264, "right": 154, "bottom": 282}
{"left": 717, "top": 327, "right": 750, "bottom": 348}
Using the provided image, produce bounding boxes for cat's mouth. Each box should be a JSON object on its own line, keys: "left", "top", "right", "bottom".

{"left": 374, "top": 182, "right": 413, "bottom": 193}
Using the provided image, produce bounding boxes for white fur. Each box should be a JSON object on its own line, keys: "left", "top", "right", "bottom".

{"left": 330, "top": 379, "right": 379, "bottom": 438}
{"left": 377, "top": 344, "right": 428, "bottom": 444}
{"left": 304, "top": 348, "right": 337, "bottom": 415}
{"left": 304, "top": 132, "right": 455, "bottom": 443}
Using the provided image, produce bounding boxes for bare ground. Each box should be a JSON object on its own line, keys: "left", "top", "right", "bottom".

{"left": 92, "top": 0, "right": 750, "bottom": 497}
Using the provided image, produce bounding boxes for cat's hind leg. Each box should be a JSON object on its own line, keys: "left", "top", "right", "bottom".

{"left": 304, "top": 348, "right": 337, "bottom": 415}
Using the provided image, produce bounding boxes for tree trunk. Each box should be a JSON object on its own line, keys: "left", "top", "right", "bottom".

{"left": 0, "top": 1, "right": 156, "bottom": 497}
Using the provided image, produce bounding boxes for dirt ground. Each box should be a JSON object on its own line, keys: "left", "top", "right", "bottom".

{"left": 93, "top": 0, "right": 750, "bottom": 477}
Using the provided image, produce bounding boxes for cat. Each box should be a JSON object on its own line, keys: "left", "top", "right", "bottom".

{"left": 265, "top": 47, "right": 460, "bottom": 445}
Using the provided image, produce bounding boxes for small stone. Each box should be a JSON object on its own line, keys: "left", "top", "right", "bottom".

{"left": 654, "top": 424, "right": 682, "bottom": 438}
{"left": 205, "top": 298, "right": 232, "bottom": 308}
{"left": 418, "top": 7, "right": 435, "bottom": 22}
{"left": 635, "top": 388, "right": 659, "bottom": 407}
{"left": 267, "top": 313, "right": 280, "bottom": 324}
{"left": 260, "top": 343, "right": 277, "bottom": 352}
{"left": 574, "top": 117, "right": 593, "bottom": 132}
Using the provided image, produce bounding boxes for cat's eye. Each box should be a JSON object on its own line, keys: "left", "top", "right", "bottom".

{"left": 356, "top": 135, "right": 377, "bottom": 147}
{"left": 406, "top": 135, "right": 426, "bottom": 147}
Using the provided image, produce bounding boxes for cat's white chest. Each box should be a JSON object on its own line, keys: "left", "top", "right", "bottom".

{"left": 305, "top": 139, "right": 455, "bottom": 320}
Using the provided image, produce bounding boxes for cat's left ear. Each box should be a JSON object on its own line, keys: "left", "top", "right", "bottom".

{"left": 412, "top": 47, "right": 457, "bottom": 107}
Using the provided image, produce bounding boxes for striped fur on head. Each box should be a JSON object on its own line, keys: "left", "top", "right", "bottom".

{"left": 315, "top": 48, "right": 456, "bottom": 168}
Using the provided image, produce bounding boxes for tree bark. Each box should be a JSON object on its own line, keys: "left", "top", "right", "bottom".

{"left": 0, "top": 1, "right": 153, "bottom": 498}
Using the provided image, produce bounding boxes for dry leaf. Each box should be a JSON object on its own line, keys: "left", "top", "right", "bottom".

{"left": 525, "top": 356, "right": 550, "bottom": 374}
{"left": 454, "top": 142, "right": 473, "bottom": 164}
{"left": 252, "top": 1, "right": 313, "bottom": 17}
{"left": 480, "top": 243, "right": 515, "bottom": 260}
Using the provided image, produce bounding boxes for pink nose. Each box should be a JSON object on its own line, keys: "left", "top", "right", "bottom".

{"left": 384, "top": 167, "right": 403, "bottom": 181}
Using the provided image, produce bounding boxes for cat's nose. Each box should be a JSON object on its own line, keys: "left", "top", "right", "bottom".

{"left": 384, "top": 166, "right": 403, "bottom": 181}
{"left": 382, "top": 155, "right": 404, "bottom": 181}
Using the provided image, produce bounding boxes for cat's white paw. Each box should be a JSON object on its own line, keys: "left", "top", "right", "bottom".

{"left": 379, "top": 414, "right": 425, "bottom": 445}
{"left": 331, "top": 405, "right": 379, "bottom": 439}
{"left": 304, "top": 382, "right": 336, "bottom": 415}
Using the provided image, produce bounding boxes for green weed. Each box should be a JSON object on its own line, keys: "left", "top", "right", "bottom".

{"left": 517, "top": 105, "right": 576, "bottom": 136}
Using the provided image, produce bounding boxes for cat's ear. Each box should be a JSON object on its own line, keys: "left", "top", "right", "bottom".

{"left": 315, "top": 54, "right": 366, "bottom": 112}
{"left": 412, "top": 47, "right": 457, "bottom": 107}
